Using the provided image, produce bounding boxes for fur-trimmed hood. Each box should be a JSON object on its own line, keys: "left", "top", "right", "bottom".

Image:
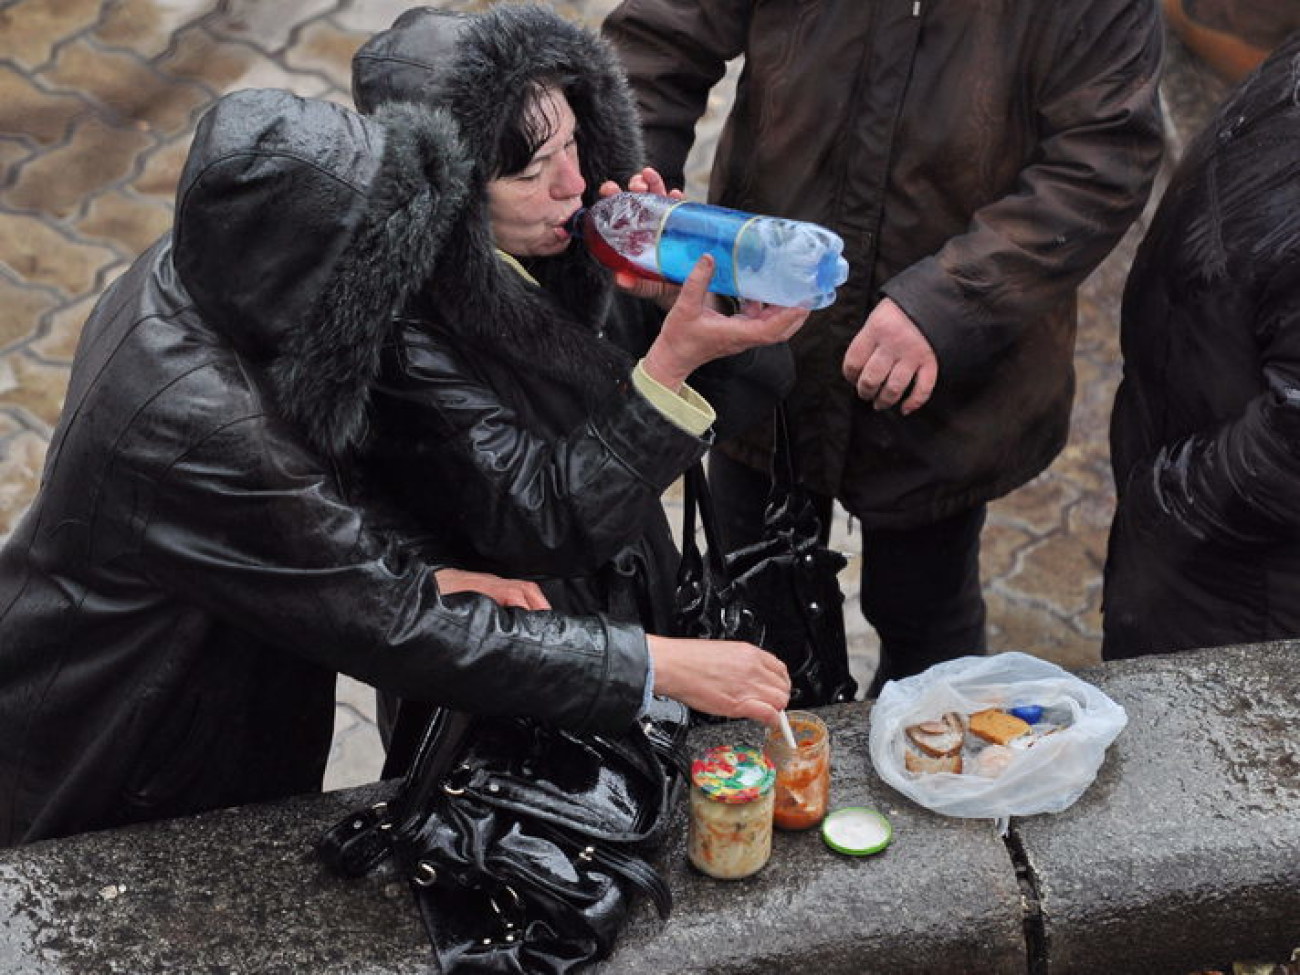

{"left": 351, "top": 3, "right": 646, "bottom": 394}
{"left": 173, "top": 87, "right": 470, "bottom": 459}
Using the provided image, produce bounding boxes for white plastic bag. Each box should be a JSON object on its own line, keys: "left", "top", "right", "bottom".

{"left": 868, "top": 652, "right": 1127, "bottom": 831}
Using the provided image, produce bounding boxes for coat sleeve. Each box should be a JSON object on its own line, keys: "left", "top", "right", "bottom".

{"left": 882, "top": 0, "right": 1165, "bottom": 379}
{"left": 602, "top": 0, "right": 755, "bottom": 190}
{"left": 135, "top": 416, "right": 649, "bottom": 734}
{"left": 1120, "top": 269, "right": 1300, "bottom": 552}
{"left": 376, "top": 332, "right": 709, "bottom": 575}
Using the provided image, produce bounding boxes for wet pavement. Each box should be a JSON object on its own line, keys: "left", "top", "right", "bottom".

{"left": 0, "top": 0, "right": 1230, "bottom": 790}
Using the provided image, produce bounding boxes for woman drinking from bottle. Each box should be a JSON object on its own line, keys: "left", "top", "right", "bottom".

{"left": 348, "top": 5, "right": 810, "bottom": 771}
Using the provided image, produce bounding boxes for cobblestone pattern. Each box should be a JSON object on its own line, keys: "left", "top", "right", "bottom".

{"left": 0, "top": 1, "right": 1226, "bottom": 790}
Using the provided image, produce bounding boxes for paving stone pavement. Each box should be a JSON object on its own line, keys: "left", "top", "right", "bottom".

{"left": 0, "top": 0, "right": 1229, "bottom": 791}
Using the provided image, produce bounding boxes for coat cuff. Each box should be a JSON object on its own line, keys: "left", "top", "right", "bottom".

{"left": 581, "top": 617, "right": 654, "bottom": 733}
{"left": 632, "top": 358, "right": 716, "bottom": 435}
{"left": 881, "top": 256, "right": 1000, "bottom": 382}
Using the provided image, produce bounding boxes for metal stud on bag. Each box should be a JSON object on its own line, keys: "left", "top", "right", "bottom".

{"left": 443, "top": 764, "right": 472, "bottom": 796}
{"left": 413, "top": 861, "right": 438, "bottom": 887}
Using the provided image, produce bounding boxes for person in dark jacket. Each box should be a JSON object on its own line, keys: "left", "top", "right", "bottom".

{"left": 348, "top": 5, "right": 806, "bottom": 765}
{"left": 1102, "top": 32, "right": 1300, "bottom": 659}
{"left": 604, "top": 0, "right": 1165, "bottom": 693}
{"left": 0, "top": 88, "right": 791, "bottom": 848}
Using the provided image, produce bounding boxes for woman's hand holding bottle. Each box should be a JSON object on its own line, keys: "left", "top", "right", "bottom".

{"left": 642, "top": 254, "right": 809, "bottom": 392}
{"left": 591, "top": 167, "right": 809, "bottom": 391}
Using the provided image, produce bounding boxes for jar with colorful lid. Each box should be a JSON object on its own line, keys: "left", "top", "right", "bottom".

{"left": 687, "top": 744, "right": 776, "bottom": 880}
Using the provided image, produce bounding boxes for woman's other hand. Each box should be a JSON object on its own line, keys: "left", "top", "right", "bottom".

{"left": 647, "top": 634, "right": 791, "bottom": 730}
{"left": 597, "top": 169, "right": 685, "bottom": 305}
{"left": 641, "top": 255, "right": 810, "bottom": 391}
{"left": 597, "top": 165, "right": 680, "bottom": 202}
{"left": 434, "top": 568, "right": 551, "bottom": 610}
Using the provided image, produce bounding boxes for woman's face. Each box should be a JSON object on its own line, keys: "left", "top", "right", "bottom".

{"left": 487, "top": 87, "right": 585, "bottom": 258}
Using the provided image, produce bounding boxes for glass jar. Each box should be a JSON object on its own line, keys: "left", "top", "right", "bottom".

{"left": 687, "top": 744, "right": 776, "bottom": 879}
{"left": 764, "top": 711, "right": 831, "bottom": 831}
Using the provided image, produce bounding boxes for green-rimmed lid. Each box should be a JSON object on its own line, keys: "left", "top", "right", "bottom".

{"left": 821, "top": 806, "right": 893, "bottom": 856}
{"left": 691, "top": 745, "right": 775, "bottom": 803}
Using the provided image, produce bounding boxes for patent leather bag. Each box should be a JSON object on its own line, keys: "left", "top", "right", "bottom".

{"left": 317, "top": 698, "right": 689, "bottom": 974}
{"left": 675, "top": 406, "right": 858, "bottom": 708}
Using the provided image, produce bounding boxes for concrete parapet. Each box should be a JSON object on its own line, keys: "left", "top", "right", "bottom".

{"left": 1018, "top": 643, "right": 1300, "bottom": 974}
{"left": 2, "top": 643, "right": 1297, "bottom": 974}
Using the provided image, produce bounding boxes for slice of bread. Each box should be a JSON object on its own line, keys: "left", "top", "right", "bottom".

{"left": 904, "top": 711, "right": 965, "bottom": 757}
{"left": 968, "top": 708, "right": 1031, "bottom": 746}
{"left": 904, "top": 749, "right": 963, "bottom": 774}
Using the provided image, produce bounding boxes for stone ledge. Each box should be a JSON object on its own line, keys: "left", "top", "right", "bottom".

{"left": 1018, "top": 643, "right": 1300, "bottom": 974}
{"left": 2, "top": 643, "right": 1297, "bottom": 974}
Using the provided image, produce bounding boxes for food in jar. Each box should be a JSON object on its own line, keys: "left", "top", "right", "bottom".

{"left": 688, "top": 745, "right": 775, "bottom": 880}
{"left": 764, "top": 711, "right": 831, "bottom": 830}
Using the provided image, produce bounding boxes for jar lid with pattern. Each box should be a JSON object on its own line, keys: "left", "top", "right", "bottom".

{"left": 691, "top": 745, "right": 776, "bottom": 803}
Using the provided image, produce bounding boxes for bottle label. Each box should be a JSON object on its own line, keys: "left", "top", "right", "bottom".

{"left": 656, "top": 202, "right": 749, "bottom": 297}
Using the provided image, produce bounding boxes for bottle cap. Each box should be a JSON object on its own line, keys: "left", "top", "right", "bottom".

{"left": 692, "top": 745, "right": 775, "bottom": 803}
{"left": 1008, "top": 704, "right": 1044, "bottom": 724}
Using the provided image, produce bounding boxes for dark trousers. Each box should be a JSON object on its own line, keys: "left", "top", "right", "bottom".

{"left": 707, "top": 450, "right": 988, "bottom": 697}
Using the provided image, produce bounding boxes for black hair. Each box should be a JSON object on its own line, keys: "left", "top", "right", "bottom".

{"left": 494, "top": 73, "right": 580, "bottom": 178}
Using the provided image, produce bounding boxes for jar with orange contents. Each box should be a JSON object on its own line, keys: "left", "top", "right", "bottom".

{"left": 687, "top": 744, "right": 775, "bottom": 879}
{"left": 764, "top": 710, "right": 831, "bottom": 830}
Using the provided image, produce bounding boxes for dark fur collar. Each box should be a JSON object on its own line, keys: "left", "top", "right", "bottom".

{"left": 271, "top": 102, "right": 471, "bottom": 459}
{"left": 352, "top": 3, "right": 646, "bottom": 400}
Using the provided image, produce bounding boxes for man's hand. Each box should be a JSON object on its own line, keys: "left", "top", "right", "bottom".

{"left": 842, "top": 297, "right": 938, "bottom": 414}
{"left": 647, "top": 634, "right": 791, "bottom": 729}
{"left": 434, "top": 568, "right": 551, "bottom": 610}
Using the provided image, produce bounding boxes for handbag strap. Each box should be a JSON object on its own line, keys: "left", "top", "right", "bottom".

{"left": 764, "top": 403, "right": 831, "bottom": 544}
{"left": 682, "top": 462, "right": 730, "bottom": 582}
{"left": 393, "top": 707, "right": 476, "bottom": 828}
{"left": 315, "top": 707, "right": 475, "bottom": 877}
{"left": 680, "top": 402, "right": 799, "bottom": 572}
{"left": 770, "top": 402, "right": 798, "bottom": 496}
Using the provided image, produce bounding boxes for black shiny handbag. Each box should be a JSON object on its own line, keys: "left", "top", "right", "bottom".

{"left": 318, "top": 697, "right": 689, "bottom": 974}
{"left": 675, "top": 406, "right": 858, "bottom": 708}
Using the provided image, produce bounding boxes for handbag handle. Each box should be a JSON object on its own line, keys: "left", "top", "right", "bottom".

{"left": 770, "top": 402, "right": 798, "bottom": 496}
{"left": 391, "top": 707, "right": 476, "bottom": 829}
{"left": 682, "top": 462, "right": 729, "bottom": 582}
{"left": 315, "top": 707, "right": 476, "bottom": 878}
{"left": 680, "top": 402, "right": 801, "bottom": 576}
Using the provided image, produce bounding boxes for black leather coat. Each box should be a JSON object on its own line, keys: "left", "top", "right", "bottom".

{"left": 1103, "top": 36, "right": 1300, "bottom": 658}
{"left": 0, "top": 90, "right": 650, "bottom": 848}
{"left": 353, "top": 6, "right": 793, "bottom": 630}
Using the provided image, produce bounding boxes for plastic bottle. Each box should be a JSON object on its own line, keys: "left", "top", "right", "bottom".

{"left": 568, "top": 192, "right": 849, "bottom": 310}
